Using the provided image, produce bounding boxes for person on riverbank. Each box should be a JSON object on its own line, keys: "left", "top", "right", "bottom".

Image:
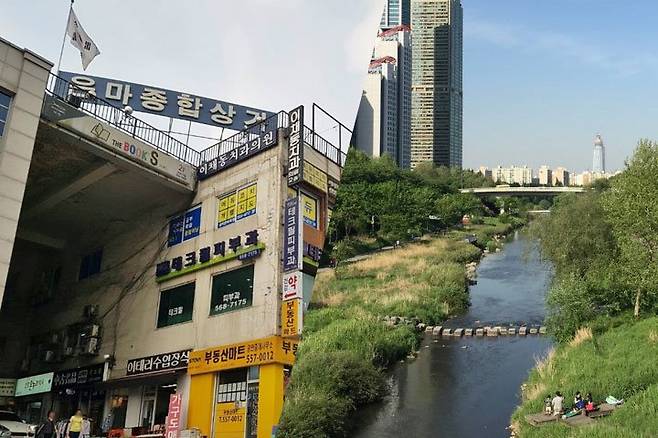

{"left": 585, "top": 393, "right": 597, "bottom": 416}
{"left": 543, "top": 395, "right": 553, "bottom": 414}
{"left": 551, "top": 391, "right": 564, "bottom": 416}
{"left": 574, "top": 392, "right": 585, "bottom": 410}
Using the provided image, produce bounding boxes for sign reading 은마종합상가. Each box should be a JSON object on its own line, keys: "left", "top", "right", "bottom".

{"left": 165, "top": 394, "right": 182, "bottom": 438}
{"left": 52, "top": 363, "right": 106, "bottom": 389}
{"left": 187, "top": 336, "right": 299, "bottom": 374}
{"left": 58, "top": 71, "right": 274, "bottom": 131}
{"left": 156, "top": 230, "right": 262, "bottom": 282}
{"left": 283, "top": 197, "right": 302, "bottom": 272}
{"left": 198, "top": 128, "right": 278, "bottom": 180}
{"left": 287, "top": 106, "right": 304, "bottom": 186}
{"left": 15, "top": 372, "right": 54, "bottom": 397}
{"left": 126, "top": 350, "right": 190, "bottom": 376}
{"left": 168, "top": 206, "right": 202, "bottom": 247}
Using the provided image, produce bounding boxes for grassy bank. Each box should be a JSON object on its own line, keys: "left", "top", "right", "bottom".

{"left": 278, "top": 219, "right": 516, "bottom": 437}
{"left": 511, "top": 315, "right": 658, "bottom": 437}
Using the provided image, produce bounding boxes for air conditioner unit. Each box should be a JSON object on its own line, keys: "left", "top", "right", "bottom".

{"left": 80, "top": 324, "right": 101, "bottom": 338}
{"left": 80, "top": 338, "right": 99, "bottom": 356}
{"left": 42, "top": 350, "right": 56, "bottom": 363}
{"left": 83, "top": 305, "right": 99, "bottom": 319}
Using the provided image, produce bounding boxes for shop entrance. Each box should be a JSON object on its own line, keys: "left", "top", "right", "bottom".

{"left": 212, "top": 367, "right": 259, "bottom": 438}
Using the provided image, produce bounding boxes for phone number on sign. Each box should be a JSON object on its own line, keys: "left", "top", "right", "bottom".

{"left": 245, "top": 350, "right": 274, "bottom": 364}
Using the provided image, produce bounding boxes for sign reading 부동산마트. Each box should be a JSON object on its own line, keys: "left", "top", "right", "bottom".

{"left": 287, "top": 106, "right": 304, "bottom": 186}
{"left": 15, "top": 373, "right": 53, "bottom": 397}
{"left": 41, "top": 95, "right": 196, "bottom": 190}
{"left": 58, "top": 71, "right": 275, "bottom": 131}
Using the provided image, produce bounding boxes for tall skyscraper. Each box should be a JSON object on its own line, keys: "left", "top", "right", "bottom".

{"left": 354, "top": 4, "right": 412, "bottom": 168}
{"left": 593, "top": 134, "right": 605, "bottom": 174}
{"left": 380, "top": 0, "right": 411, "bottom": 28}
{"left": 410, "top": 0, "right": 463, "bottom": 168}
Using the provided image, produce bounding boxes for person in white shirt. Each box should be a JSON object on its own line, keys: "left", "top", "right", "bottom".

{"left": 551, "top": 391, "right": 564, "bottom": 416}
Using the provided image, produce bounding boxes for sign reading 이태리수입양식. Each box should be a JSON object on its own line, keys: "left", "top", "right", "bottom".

{"left": 126, "top": 350, "right": 190, "bottom": 376}
{"left": 188, "top": 336, "right": 299, "bottom": 374}
{"left": 58, "top": 71, "right": 275, "bottom": 131}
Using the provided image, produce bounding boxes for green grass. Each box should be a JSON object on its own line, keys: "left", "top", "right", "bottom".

{"left": 277, "top": 220, "right": 512, "bottom": 438}
{"left": 511, "top": 316, "right": 658, "bottom": 438}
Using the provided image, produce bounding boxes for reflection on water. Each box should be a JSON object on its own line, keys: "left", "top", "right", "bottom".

{"left": 354, "top": 232, "right": 553, "bottom": 438}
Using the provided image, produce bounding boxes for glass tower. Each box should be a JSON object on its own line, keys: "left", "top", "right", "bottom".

{"left": 593, "top": 134, "right": 605, "bottom": 174}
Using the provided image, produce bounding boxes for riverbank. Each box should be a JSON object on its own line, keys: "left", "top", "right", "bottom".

{"left": 511, "top": 315, "right": 658, "bottom": 437}
{"left": 277, "top": 218, "right": 520, "bottom": 437}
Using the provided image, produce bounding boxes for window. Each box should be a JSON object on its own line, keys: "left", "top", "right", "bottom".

{"left": 79, "top": 248, "right": 103, "bottom": 280}
{"left": 157, "top": 282, "right": 195, "bottom": 328}
{"left": 210, "top": 265, "right": 254, "bottom": 316}
{"left": 0, "top": 89, "right": 11, "bottom": 137}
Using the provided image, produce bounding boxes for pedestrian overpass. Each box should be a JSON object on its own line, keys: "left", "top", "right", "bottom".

{"left": 460, "top": 186, "right": 585, "bottom": 197}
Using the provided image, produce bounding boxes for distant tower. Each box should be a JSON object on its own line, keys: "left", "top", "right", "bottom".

{"left": 593, "top": 134, "right": 605, "bottom": 173}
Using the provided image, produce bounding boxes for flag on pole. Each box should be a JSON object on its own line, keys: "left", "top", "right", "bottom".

{"left": 66, "top": 8, "right": 100, "bottom": 70}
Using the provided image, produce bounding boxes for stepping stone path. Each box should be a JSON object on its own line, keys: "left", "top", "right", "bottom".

{"left": 425, "top": 325, "right": 547, "bottom": 338}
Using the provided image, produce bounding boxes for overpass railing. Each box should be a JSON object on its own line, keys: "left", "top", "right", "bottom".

{"left": 43, "top": 73, "right": 201, "bottom": 166}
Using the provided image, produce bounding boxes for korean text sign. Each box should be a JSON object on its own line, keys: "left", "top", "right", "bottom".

{"left": 281, "top": 298, "right": 303, "bottom": 338}
{"left": 168, "top": 206, "right": 202, "bottom": 247}
{"left": 59, "top": 71, "right": 274, "bottom": 131}
{"left": 165, "top": 394, "right": 182, "bottom": 438}
{"left": 287, "top": 106, "right": 304, "bottom": 186}
{"left": 127, "top": 350, "right": 190, "bottom": 376}
{"left": 283, "top": 197, "right": 302, "bottom": 272}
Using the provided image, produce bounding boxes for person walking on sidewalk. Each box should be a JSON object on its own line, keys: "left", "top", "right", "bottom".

{"left": 36, "top": 410, "right": 57, "bottom": 438}
{"left": 66, "top": 410, "right": 83, "bottom": 438}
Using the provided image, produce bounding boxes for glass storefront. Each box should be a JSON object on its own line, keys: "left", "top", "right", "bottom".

{"left": 212, "top": 367, "right": 259, "bottom": 438}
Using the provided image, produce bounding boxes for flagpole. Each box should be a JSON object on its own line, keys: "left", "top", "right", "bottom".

{"left": 55, "top": 0, "right": 74, "bottom": 75}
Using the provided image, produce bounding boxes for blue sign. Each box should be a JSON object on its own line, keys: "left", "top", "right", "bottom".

{"left": 58, "top": 71, "right": 275, "bottom": 132}
{"left": 283, "top": 197, "right": 301, "bottom": 272}
{"left": 168, "top": 206, "right": 202, "bottom": 247}
{"left": 198, "top": 129, "right": 278, "bottom": 180}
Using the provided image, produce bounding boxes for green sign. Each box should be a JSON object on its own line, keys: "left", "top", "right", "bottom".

{"left": 158, "top": 282, "right": 195, "bottom": 328}
{"left": 15, "top": 372, "right": 53, "bottom": 397}
{"left": 210, "top": 265, "right": 254, "bottom": 316}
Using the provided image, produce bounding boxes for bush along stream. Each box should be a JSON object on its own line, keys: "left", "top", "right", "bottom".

{"left": 277, "top": 218, "right": 523, "bottom": 438}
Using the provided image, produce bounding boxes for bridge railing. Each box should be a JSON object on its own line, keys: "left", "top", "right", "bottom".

{"left": 43, "top": 73, "right": 201, "bottom": 166}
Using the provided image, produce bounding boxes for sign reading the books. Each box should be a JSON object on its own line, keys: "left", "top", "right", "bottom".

{"left": 287, "top": 106, "right": 304, "bottom": 186}
{"left": 283, "top": 197, "right": 302, "bottom": 272}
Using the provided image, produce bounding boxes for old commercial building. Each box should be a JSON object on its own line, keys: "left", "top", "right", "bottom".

{"left": 0, "top": 37, "right": 344, "bottom": 438}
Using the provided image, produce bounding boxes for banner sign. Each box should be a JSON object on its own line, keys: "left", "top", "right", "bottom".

{"left": 156, "top": 230, "right": 263, "bottom": 282}
{"left": 41, "top": 95, "right": 196, "bottom": 190}
{"left": 59, "top": 71, "right": 275, "bottom": 131}
{"left": 15, "top": 373, "right": 54, "bottom": 397}
{"left": 218, "top": 183, "right": 257, "bottom": 228}
{"left": 0, "top": 379, "right": 16, "bottom": 397}
{"left": 282, "top": 271, "right": 303, "bottom": 301}
{"left": 283, "top": 197, "right": 302, "bottom": 272}
{"left": 126, "top": 350, "right": 190, "bottom": 376}
{"left": 188, "top": 336, "right": 299, "bottom": 374}
{"left": 287, "top": 106, "right": 304, "bottom": 186}
{"left": 303, "top": 161, "right": 328, "bottom": 193}
{"left": 165, "top": 394, "right": 182, "bottom": 438}
{"left": 281, "top": 298, "right": 303, "bottom": 338}
{"left": 168, "top": 206, "right": 201, "bottom": 247}
{"left": 198, "top": 129, "right": 278, "bottom": 180}
{"left": 214, "top": 403, "right": 245, "bottom": 436}
{"left": 301, "top": 193, "right": 318, "bottom": 228}
{"left": 52, "top": 363, "right": 105, "bottom": 389}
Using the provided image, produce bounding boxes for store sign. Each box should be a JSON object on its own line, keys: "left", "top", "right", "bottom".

{"left": 303, "top": 242, "right": 323, "bottom": 264}
{"left": 165, "top": 394, "right": 182, "bottom": 438}
{"left": 59, "top": 71, "right": 274, "bottom": 131}
{"left": 301, "top": 193, "right": 318, "bottom": 228}
{"left": 168, "top": 206, "right": 202, "bottom": 247}
{"left": 0, "top": 379, "right": 16, "bottom": 397}
{"left": 218, "top": 183, "right": 257, "bottom": 228}
{"left": 210, "top": 265, "right": 254, "bottom": 316}
{"left": 283, "top": 197, "right": 302, "bottom": 272}
{"left": 303, "top": 161, "right": 328, "bottom": 193}
{"left": 42, "top": 96, "right": 196, "bottom": 190}
{"left": 188, "top": 336, "right": 299, "bottom": 375}
{"left": 155, "top": 230, "right": 263, "bottom": 282}
{"left": 214, "top": 403, "right": 245, "bottom": 436}
{"left": 198, "top": 129, "right": 278, "bottom": 180}
{"left": 281, "top": 299, "right": 303, "bottom": 338}
{"left": 287, "top": 106, "right": 304, "bottom": 186}
{"left": 282, "top": 271, "right": 302, "bottom": 301}
{"left": 126, "top": 350, "right": 191, "bottom": 376}
{"left": 52, "top": 363, "right": 106, "bottom": 389}
{"left": 15, "top": 372, "right": 53, "bottom": 397}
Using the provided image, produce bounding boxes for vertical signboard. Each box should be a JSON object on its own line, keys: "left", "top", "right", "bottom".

{"left": 165, "top": 394, "right": 182, "bottom": 438}
{"left": 283, "top": 197, "right": 302, "bottom": 272}
{"left": 287, "top": 106, "right": 304, "bottom": 186}
{"left": 281, "top": 298, "right": 303, "bottom": 338}
{"left": 282, "top": 271, "right": 303, "bottom": 301}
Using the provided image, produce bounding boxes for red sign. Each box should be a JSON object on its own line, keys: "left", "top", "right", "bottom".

{"left": 165, "top": 394, "right": 182, "bottom": 438}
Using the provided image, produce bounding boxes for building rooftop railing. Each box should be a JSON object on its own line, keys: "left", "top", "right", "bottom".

{"left": 43, "top": 73, "right": 201, "bottom": 166}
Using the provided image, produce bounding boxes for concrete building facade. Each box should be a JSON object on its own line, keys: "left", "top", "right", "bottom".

{"left": 410, "top": 0, "right": 463, "bottom": 168}
{"left": 538, "top": 165, "right": 552, "bottom": 186}
{"left": 492, "top": 165, "right": 533, "bottom": 185}
{"left": 552, "top": 166, "right": 570, "bottom": 186}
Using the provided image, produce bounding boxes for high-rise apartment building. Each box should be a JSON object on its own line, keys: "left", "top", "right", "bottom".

{"left": 410, "top": 0, "right": 463, "bottom": 168}
{"left": 553, "top": 167, "right": 570, "bottom": 186}
{"left": 493, "top": 166, "right": 533, "bottom": 185}
{"left": 538, "top": 165, "right": 552, "bottom": 186}
{"left": 593, "top": 134, "right": 605, "bottom": 174}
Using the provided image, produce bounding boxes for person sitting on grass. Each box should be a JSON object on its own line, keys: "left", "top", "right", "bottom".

{"left": 551, "top": 391, "right": 564, "bottom": 416}
{"left": 574, "top": 392, "right": 585, "bottom": 410}
{"left": 585, "top": 393, "right": 598, "bottom": 416}
{"left": 544, "top": 395, "right": 553, "bottom": 415}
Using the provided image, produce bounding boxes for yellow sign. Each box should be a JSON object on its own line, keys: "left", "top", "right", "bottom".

{"left": 301, "top": 193, "right": 318, "bottom": 228}
{"left": 281, "top": 298, "right": 303, "bottom": 338}
{"left": 218, "top": 183, "right": 257, "bottom": 228}
{"left": 303, "top": 161, "right": 328, "bottom": 192}
{"left": 214, "top": 403, "right": 245, "bottom": 438}
{"left": 188, "top": 336, "right": 299, "bottom": 375}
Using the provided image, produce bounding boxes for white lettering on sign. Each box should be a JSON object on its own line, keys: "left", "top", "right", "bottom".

{"left": 283, "top": 271, "right": 303, "bottom": 301}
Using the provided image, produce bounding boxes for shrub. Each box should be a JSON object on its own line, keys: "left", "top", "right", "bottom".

{"left": 277, "top": 392, "right": 353, "bottom": 438}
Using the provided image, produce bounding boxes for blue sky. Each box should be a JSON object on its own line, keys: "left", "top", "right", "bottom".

{"left": 464, "top": 0, "right": 658, "bottom": 172}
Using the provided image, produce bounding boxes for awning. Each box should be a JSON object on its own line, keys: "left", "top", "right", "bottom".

{"left": 100, "top": 369, "right": 183, "bottom": 388}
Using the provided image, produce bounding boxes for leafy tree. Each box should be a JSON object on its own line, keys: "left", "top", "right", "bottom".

{"left": 602, "top": 139, "right": 658, "bottom": 317}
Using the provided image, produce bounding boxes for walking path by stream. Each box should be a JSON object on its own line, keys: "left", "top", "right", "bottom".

{"left": 353, "top": 231, "right": 553, "bottom": 438}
